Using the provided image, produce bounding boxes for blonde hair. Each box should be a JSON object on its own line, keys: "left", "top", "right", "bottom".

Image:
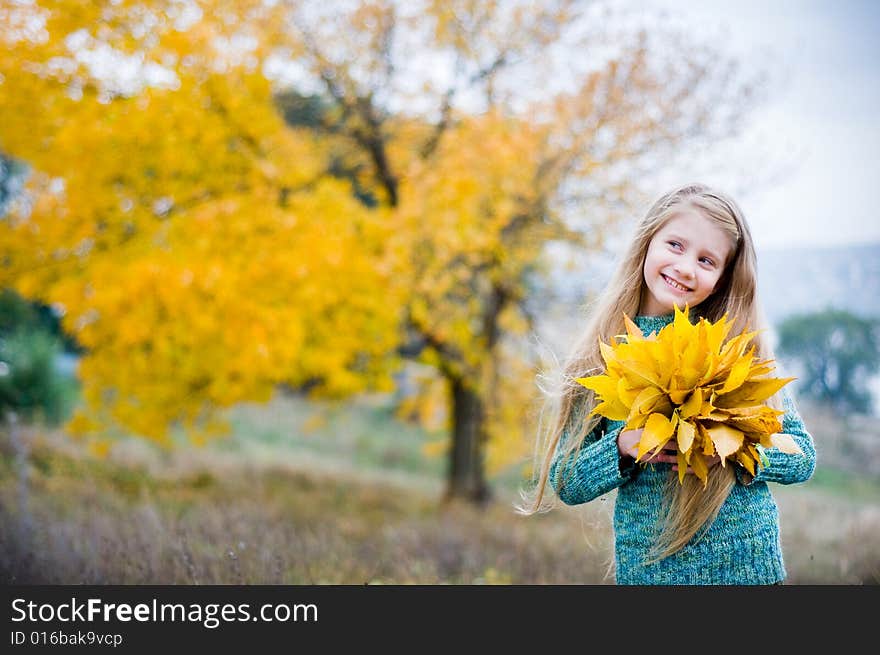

{"left": 518, "top": 182, "right": 780, "bottom": 563}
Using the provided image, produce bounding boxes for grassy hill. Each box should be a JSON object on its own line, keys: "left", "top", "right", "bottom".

{"left": 1, "top": 392, "right": 878, "bottom": 585}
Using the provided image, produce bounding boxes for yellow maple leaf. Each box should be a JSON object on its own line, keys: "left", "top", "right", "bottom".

{"left": 638, "top": 412, "right": 677, "bottom": 461}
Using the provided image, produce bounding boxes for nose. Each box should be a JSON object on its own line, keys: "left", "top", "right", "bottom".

{"left": 674, "top": 260, "right": 695, "bottom": 280}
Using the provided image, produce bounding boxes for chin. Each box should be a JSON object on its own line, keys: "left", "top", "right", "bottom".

{"left": 658, "top": 291, "right": 692, "bottom": 310}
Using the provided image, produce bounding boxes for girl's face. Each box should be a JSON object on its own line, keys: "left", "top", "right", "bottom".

{"left": 640, "top": 208, "right": 733, "bottom": 316}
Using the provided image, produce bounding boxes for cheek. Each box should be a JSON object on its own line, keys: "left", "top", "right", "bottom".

{"left": 702, "top": 270, "right": 723, "bottom": 293}
{"left": 643, "top": 248, "right": 664, "bottom": 275}
{"left": 641, "top": 254, "right": 652, "bottom": 279}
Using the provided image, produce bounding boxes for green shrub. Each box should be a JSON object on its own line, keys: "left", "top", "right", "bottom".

{"left": 0, "top": 328, "right": 67, "bottom": 425}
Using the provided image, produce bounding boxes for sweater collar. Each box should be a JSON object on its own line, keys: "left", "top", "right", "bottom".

{"left": 634, "top": 307, "right": 698, "bottom": 335}
{"left": 633, "top": 313, "right": 675, "bottom": 335}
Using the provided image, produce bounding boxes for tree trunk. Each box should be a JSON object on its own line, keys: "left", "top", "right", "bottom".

{"left": 444, "top": 376, "right": 491, "bottom": 505}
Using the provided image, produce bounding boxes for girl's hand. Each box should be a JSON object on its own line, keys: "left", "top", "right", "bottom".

{"left": 617, "top": 430, "right": 678, "bottom": 464}
{"left": 618, "top": 430, "right": 724, "bottom": 473}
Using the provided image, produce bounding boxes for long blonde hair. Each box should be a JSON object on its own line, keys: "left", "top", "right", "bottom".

{"left": 518, "top": 182, "right": 780, "bottom": 562}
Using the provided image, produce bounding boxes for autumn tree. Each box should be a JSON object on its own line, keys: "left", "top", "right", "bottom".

{"left": 1, "top": 0, "right": 763, "bottom": 503}
{"left": 0, "top": 0, "right": 407, "bottom": 446}
{"left": 276, "top": 0, "right": 763, "bottom": 501}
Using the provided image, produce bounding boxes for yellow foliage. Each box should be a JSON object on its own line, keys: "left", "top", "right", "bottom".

{"left": 482, "top": 350, "right": 542, "bottom": 476}
{"left": 0, "top": 2, "right": 406, "bottom": 445}
{"left": 394, "top": 364, "right": 450, "bottom": 432}
{"left": 421, "top": 438, "right": 450, "bottom": 459}
{"left": 576, "top": 306, "right": 802, "bottom": 485}
{"left": 87, "top": 439, "right": 112, "bottom": 459}
{"left": 301, "top": 413, "right": 328, "bottom": 435}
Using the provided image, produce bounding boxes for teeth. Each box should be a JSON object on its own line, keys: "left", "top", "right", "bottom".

{"left": 663, "top": 275, "right": 689, "bottom": 292}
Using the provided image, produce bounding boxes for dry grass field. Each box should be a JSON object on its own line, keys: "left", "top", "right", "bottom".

{"left": 1, "top": 393, "right": 878, "bottom": 585}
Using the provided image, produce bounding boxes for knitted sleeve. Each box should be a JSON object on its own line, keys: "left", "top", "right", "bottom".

{"left": 736, "top": 387, "right": 817, "bottom": 486}
{"left": 549, "top": 416, "right": 637, "bottom": 506}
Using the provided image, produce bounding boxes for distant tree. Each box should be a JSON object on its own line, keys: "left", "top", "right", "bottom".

{"left": 0, "top": 291, "right": 70, "bottom": 428}
{"left": 0, "top": 288, "right": 81, "bottom": 354}
{"left": 0, "top": 328, "right": 66, "bottom": 426}
{"left": 776, "top": 309, "right": 880, "bottom": 414}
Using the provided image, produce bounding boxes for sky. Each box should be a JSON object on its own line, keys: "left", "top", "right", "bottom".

{"left": 640, "top": 0, "right": 880, "bottom": 250}
{"left": 261, "top": 0, "right": 879, "bottom": 251}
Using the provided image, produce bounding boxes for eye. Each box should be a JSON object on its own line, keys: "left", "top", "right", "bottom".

{"left": 700, "top": 257, "right": 716, "bottom": 268}
{"left": 667, "top": 240, "right": 682, "bottom": 250}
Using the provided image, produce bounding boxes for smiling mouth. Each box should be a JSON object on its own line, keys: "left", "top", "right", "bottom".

{"left": 662, "top": 274, "right": 692, "bottom": 292}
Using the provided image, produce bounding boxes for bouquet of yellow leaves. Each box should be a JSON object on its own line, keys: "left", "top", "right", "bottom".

{"left": 576, "top": 305, "right": 803, "bottom": 485}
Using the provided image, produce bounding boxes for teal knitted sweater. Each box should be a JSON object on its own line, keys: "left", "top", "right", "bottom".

{"left": 550, "top": 313, "right": 817, "bottom": 585}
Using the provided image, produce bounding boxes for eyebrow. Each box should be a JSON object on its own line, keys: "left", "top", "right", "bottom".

{"left": 665, "top": 233, "right": 724, "bottom": 263}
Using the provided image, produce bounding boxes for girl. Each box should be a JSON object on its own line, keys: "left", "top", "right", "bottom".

{"left": 520, "top": 183, "right": 816, "bottom": 585}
